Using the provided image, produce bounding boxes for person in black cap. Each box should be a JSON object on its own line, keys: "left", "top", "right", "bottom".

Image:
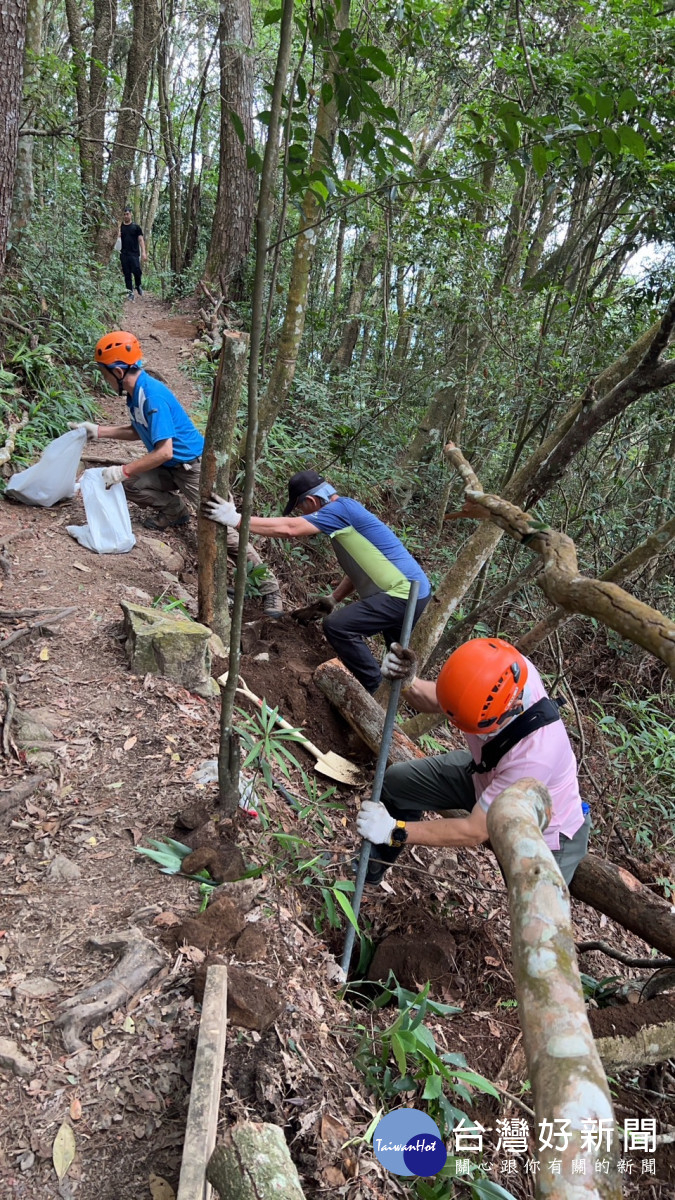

{"left": 203, "top": 470, "right": 431, "bottom": 693}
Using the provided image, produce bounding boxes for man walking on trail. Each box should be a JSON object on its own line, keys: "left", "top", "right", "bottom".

{"left": 119, "top": 207, "right": 147, "bottom": 300}
{"left": 202, "top": 469, "right": 431, "bottom": 690}
{"left": 72, "top": 332, "right": 284, "bottom": 616}
{"left": 355, "top": 636, "right": 591, "bottom": 885}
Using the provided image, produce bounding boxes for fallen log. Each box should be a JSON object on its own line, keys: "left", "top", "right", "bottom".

{"left": 313, "top": 658, "right": 425, "bottom": 763}
{"left": 55, "top": 930, "right": 165, "bottom": 1051}
{"left": 487, "top": 778, "right": 620, "bottom": 1198}
{"left": 207, "top": 1123, "right": 306, "bottom": 1200}
{"left": 570, "top": 855, "right": 675, "bottom": 960}
{"left": 595, "top": 1022, "right": 675, "bottom": 1071}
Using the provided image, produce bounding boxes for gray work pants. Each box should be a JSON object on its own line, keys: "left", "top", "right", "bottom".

{"left": 377, "top": 750, "right": 591, "bottom": 886}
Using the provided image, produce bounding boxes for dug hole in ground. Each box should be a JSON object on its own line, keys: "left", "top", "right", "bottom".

{"left": 0, "top": 296, "right": 673, "bottom": 1199}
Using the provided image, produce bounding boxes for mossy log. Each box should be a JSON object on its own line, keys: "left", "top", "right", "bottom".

{"left": 313, "top": 657, "right": 425, "bottom": 763}
{"left": 569, "top": 855, "right": 675, "bottom": 960}
{"left": 487, "top": 778, "right": 621, "bottom": 1199}
{"left": 206, "top": 1123, "right": 306, "bottom": 1200}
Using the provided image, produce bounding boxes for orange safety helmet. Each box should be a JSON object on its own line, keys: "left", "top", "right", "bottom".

{"left": 94, "top": 331, "right": 142, "bottom": 371}
{"left": 436, "top": 638, "right": 528, "bottom": 735}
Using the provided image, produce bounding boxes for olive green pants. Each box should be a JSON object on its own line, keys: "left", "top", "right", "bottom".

{"left": 377, "top": 751, "right": 591, "bottom": 885}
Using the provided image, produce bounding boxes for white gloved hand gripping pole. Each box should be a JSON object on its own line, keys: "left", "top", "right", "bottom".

{"left": 340, "top": 579, "right": 420, "bottom": 981}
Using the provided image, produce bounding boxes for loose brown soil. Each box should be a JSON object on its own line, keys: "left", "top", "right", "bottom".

{"left": 0, "top": 295, "right": 672, "bottom": 1199}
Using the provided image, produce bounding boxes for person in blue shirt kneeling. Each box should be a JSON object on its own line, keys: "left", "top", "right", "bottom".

{"left": 72, "top": 331, "right": 284, "bottom": 615}
{"left": 79, "top": 331, "right": 204, "bottom": 531}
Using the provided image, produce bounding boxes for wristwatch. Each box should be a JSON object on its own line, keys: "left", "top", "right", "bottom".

{"left": 390, "top": 820, "right": 408, "bottom": 847}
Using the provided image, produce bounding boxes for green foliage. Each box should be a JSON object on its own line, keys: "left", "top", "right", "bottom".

{"left": 1, "top": 187, "right": 119, "bottom": 466}
{"left": 349, "top": 976, "right": 518, "bottom": 1200}
{"left": 135, "top": 837, "right": 194, "bottom": 874}
{"left": 593, "top": 693, "right": 675, "bottom": 848}
{"left": 152, "top": 590, "right": 191, "bottom": 617}
{"left": 579, "top": 973, "right": 623, "bottom": 1007}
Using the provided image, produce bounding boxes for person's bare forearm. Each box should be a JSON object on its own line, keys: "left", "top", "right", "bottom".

{"left": 401, "top": 677, "right": 443, "bottom": 713}
{"left": 406, "top": 815, "right": 487, "bottom": 849}
{"left": 331, "top": 575, "right": 355, "bottom": 603}
{"left": 247, "top": 515, "right": 317, "bottom": 538}
{"left": 98, "top": 425, "right": 141, "bottom": 441}
{"left": 124, "top": 442, "right": 173, "bottom": 478}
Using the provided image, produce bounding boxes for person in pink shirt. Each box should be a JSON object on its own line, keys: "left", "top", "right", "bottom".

{"left": 356, "top": 637, "right": 590, "bottom": 886}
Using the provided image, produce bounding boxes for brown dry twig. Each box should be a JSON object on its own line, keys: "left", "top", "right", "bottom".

{"left": 576, "top": 940, "right": 675, "bottom": 969}
{"left": 0, "top": 606, "right": 77, "bottom": 651}
{"left": 0, "top": 668, "right": 16, "bottom": 757}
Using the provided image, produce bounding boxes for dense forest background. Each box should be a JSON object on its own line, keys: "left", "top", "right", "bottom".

{"left": 1, "top": 0, "right": 674, "bottom": 837}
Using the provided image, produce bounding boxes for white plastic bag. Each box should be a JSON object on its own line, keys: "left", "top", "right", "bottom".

{"left": 5, "top": 428, "right": 87, "bottom": 506}
{"left": 67, "top": 467, "right": 136, "bottom": 554}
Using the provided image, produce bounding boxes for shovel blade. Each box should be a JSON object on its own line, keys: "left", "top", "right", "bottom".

{"left": 314, "top": 752, "right": 361, "bottom": 786}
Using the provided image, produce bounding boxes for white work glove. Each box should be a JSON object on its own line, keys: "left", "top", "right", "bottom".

{"left": 356, "top": 800, "right": 397, "bottom": 846}
{"left": 69, "top": 421, "right": 99, "bottom": 440}
{"left": 102, "top": 464, "right": 126, "bottom": 488}
{"left": 202, "top": 492, "right": 240, "bottom": 528}
{"left": 381, "top": 641, "right": 418, "bottom": 688}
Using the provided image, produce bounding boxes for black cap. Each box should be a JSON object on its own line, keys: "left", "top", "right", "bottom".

{"left": 283, "top": 469, "right": 326, "bottom": 516}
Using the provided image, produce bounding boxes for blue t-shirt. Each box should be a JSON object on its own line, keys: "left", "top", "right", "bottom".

{"left": 305, "top": 497, "right": 431, "bottom": 601}
{"left": 127, "top": 371, "right": 204, "bottom": 466}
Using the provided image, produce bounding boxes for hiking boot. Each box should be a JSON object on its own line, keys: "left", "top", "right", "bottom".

{"left": 142, "top": 512, "right": 190, "bottom": 531}
{"left": 136, "top": 285, "right": 143, "bottom": 296}
{"left": 353, "top": 854, "right": 389, "bottom": 886}
{"left": 263, "top": 591, "right": 284, "bottom": 618}
{"left": 127, "top": 290, "right": 134, "bottom": 300}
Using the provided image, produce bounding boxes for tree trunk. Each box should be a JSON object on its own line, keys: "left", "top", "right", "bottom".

{"left": 64, "top": 0, "right": 93, "bottom": 194}
{"left": 313, "top": 658, "right": 426, "bottom": 763}
{"left": 198, "top": 332, "right": 249, "bottom": 639}
{"left": 217, "top": 0, "right": 294, "bottom": 815}
{"left": 411, "top": 521, "right": 505, "bottom": 672}
{"left": 445, "top": 443, "right": 675, "bottom": 677}
{"left": 570, "top": 856, "right": 675, "bottom": 960}
{"left": 255, "top": 0, "right": 350, "bottom": 453}
{"left": 594, "top": 1019, "right": 675, "bottom": 1073}
{"left": 157, "top": 0, "right": 182, "bottom": 275}
{"left": 207, "top": 1123, "right": 306, "bottom": 1200}
{"left": 202, "top": 0, "right": 255, "bottom": 301}
{"left": 0, "top": 0, "right": 29, "bottom": 283}
{"left": 89, "top": 0, "right": 118, "bottom": 196}
{"left": 487, "top": 779, "right": 620, "bottom": 1199}
{"left": 95, "top": 0, "right": 159, "bottom": 260}
{"left": 328, "top": 229, "right": 380, "bottom": 371}
{"left": 8, "top": 0, "right": 42, "bottom": 250}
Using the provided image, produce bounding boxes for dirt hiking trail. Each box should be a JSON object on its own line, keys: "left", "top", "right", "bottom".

{"left": 0, "top": 297, "right": 673, "bottom": 1199}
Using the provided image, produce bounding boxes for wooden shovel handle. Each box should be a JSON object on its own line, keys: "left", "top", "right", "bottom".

{"left": 224, "top": 673, "right": 326, "bottom": 760}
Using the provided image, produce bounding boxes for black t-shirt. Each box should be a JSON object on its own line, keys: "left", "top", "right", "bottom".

{"left": 120, "top": 223, "right": 143, "bottom": 254}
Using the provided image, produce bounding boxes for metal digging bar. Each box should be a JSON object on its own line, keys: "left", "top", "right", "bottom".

{"left": 340, "top": 579, "right": 420, "bottom": 980}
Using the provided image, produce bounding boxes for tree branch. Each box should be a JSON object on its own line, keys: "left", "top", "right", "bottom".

{"left": 444, "top": 442, "right": 675, "bottom": 678}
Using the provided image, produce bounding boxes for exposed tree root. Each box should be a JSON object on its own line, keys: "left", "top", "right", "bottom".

{"left": 55, "top": 930, "right": 165, "bottom": 1051}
